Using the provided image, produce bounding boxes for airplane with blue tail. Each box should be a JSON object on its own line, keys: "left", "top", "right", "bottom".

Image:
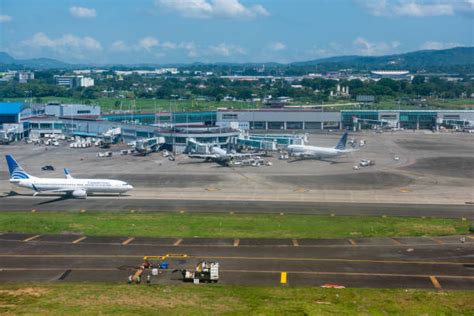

{"left": 5, "top": 155, "right": 133, "bottom": 199}
{"left": 286, "top": 131, "right": 354, "bottom": 160}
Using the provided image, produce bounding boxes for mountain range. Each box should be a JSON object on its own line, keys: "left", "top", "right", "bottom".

{"left": 0, "top": 47, "right": 473, "bottom": 71}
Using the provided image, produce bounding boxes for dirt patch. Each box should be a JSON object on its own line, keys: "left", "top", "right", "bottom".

{"left": 88, "top": 174, "right": 226, "bottom": 188}
{"left": 404, "top": 157, "right": 474, "bottom": 179}
{"left": 55, "top": 290, "right": 200, "bottom": 309}
{"left": 395, "top": 140, "right": 473, "bottom": 154}
{"left": 0, "top": 288, "right": 49, "bottom": 298}
{"left": 268, "top": 172, "right": 413, "bottom": 190}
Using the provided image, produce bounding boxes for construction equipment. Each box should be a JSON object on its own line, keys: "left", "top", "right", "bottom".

{"left": 126, "top": 254, "right": 187, "bottom": 284}
{"left": 173, "top": 261, "right": 220, "bottom": 284}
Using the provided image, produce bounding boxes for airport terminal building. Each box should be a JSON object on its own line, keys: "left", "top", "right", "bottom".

{"left": 2, "top": 101, "right": 473, "bottom": 149}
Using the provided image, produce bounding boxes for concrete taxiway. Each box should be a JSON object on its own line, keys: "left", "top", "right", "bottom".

{"left": 0, "top": 131, "right": 473, "bottom": 210}
{"left": 0, "top": 197, "right": 473, "bottom": 218}
{"left": 0, "top": 233, "right": 473, "bottom": 289}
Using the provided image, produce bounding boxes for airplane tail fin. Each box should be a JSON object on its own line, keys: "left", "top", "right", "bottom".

{"left": 335, "top": 131, "right": 348, "bottom": 150}
{"left": 64, "top": 168, "right": 74, "bottom": 179}
{"left": 5, "top": 155, "right": 32, "bottom": 179}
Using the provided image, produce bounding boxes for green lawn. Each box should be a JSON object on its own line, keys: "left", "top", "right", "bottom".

{"left": 1, "top": 96, "right": 259, "bottom": 112}
{"left": 0, "top": 212, "right": 470, "bottom": 238}
{"left": 0, "top": 283, "right": 472, "bottom": 315}
{"left": 3, "top": 96, "right": 472, "bottom": 112}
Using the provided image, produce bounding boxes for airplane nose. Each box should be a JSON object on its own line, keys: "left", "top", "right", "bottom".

{"left": 127, "top": 185, "right": 134, "bottom": 190}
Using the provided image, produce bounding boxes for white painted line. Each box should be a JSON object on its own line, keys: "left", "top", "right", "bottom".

{"left": 391, "top": 238, "right": 402, "bottom": 245}
{"left": 430, "top": 275, "right": 442, "bottom": 289}
{"left": 72, "top": 236, "right": 86, "bottom": 244}
{"left": 233, "top": 239, "right": 240, "bottom": 247}
{"left": 173, "top": 238, "right": 183, "bottom": 246}
{"left": 122, "top": 237, "right": 135, "bottom": 245}
{"left": 23, "top": 235, "right": 41, "bottom": 242}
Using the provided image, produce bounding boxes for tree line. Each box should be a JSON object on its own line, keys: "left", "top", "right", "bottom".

{"left": 0, "top": 70, "right": 472, "bottom": 103}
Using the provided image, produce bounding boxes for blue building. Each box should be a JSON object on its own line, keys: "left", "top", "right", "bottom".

{"left": 0, "top": 102, "right": 28, "bottom": 143}
{"left": 0, "top": 102, "right": 22, "bottom": 124}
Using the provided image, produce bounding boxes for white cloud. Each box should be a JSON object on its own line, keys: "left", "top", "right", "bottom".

{"left": 20, "top": 32, "right": 102, "bottom": 61}
{"left": 270, "top": 42, "right": 286, "bottom": 51}
{"left": 0, "top": 15, "right": 13, "bottom": 23}
{"left": 208, "top": 43, "right": 246, "bottom": 56}
{"left": 356, "top": 0, "right": 473, "bottom": 17}
{"left": 420, "top": 41, "right": 461, "bottom": 50}
{"left": 393, "top": 2, "right": 453, "bottom": 17}
{"left": 138, "top": 36, "right": 159, "bottom": 51}
{"left": 161, "top": 41, "right": 178, "bottom": 49}
{"left": 156, "top": 0, "right": 269, "bottom": 18}
{"left": 353, "top": 37, "right": 400, "bottom": 55}
{"left": 179, "top": 41, "right": 199, "bottom": 57}
{"left": 111, "top": 40, "right": 129, "bottom": 51}
{"left": 69, "top": 6, "right": 97, "bottom": 18}
{"left": 23, "top": 32, "right": 102, "bottom": 51}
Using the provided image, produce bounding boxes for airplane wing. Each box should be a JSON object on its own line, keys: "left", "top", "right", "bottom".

{"left": 228, "top": 152, "right": 262, "bottom": 158}
{"left": 188, "top": 154, "right": 218, "bottom": 159}
{"left": 50, "top": 188, "right": 77, "bottom": 192}
{"left": 31, "top": 184, "right": 84, "bottom": 197}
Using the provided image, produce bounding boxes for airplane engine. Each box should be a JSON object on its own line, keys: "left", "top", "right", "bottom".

{"left": 72, "top": 190, "right": 87, "bottom": 199}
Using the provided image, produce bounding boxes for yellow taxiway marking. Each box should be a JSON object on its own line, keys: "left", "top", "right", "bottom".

{"left": 292, "top": 239, "right": 299, "bottom": 247}
{"left": 122, "top": 238, "right": 134, "bottom": 245}
{"left": 0, "top": 254, "right": 472, "bottom": 266}
{"left": 429, "top": 238, "right": 444, "bottom": 245}
{"left": 430, "top": 275, "right": 442, "bottom": 289}
{"left": 173, "top": 239, "right": 183, "bottom": 246}
{"left": 72, "top": 236, "right": 86, "bottom": 244}
{"left": 0, "top": 267, "right": 472, "bottom": 281}
{"left": 348, "top": 239, "right": 357, "bottom": 246}
{"left": 23, "top": 235, "right": 41, "bottom": 242}
{"left": 467, "top": 235, "right": 474, "bottom": 240}
{"left": 233, "top": 239, "right": 240, "bottom": 247}
{"left": 293, "top": 187, "right": 308, "bottom": 193}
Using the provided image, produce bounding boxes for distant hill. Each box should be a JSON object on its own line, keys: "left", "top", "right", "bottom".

{"left": 291, "top": 47, "right": 474, "bottom": 70}
{"left": 0, "top": 47, "right": 473, "bottom": 72}
{"left": 0, "top": 52, "right": 16, "bottom": 64}
{"left": 0, "top": 53, "right": 73, "bottom": 70}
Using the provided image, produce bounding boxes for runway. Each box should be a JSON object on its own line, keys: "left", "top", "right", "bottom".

{"left": 0, "top": 232, "right": 473, "bottom": 289}
{"left": 0, "top": 196, "right": 473, "bottom": 218}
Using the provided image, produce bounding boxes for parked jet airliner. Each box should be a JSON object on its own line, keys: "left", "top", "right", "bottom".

{"left": 287, "top": 131, "right": 353, "bottom": 160}
{"left": 5, "top": 155, "right": 133, "bottom": 198}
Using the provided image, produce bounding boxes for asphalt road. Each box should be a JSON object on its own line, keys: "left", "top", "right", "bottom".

{"left": 0, "top": 233, "right": 473, "bottom": 289}
{"left": 0, "top": 196, "right": 473, "bottom": 219}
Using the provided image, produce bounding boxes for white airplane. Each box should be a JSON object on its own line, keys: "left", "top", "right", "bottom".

{"left": 287, "top": 131, "right": 353, "bottom": 160}
{"left": 5, "top": 155, "right": 133, "bottom": 199}
{"left": 187, "top": 142, "right": 261, "bottom": 166}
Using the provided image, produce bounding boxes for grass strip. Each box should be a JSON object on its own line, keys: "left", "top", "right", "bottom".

{"left": 0, "top": 283, "right": 473, "bottom": 315}
{"left": 0, "top": 212, "right": 470, "bottom": 238}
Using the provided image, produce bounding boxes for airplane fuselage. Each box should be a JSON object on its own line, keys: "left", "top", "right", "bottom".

{"left": 10, "top": 178, "right": 133, "bottom": 194}
{"left": 287, "top": 145, "right": 348, "bottom": 159}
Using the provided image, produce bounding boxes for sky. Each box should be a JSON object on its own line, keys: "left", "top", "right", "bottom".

{"left": 0, "top": 0, "right": 473, "bottom": 64}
